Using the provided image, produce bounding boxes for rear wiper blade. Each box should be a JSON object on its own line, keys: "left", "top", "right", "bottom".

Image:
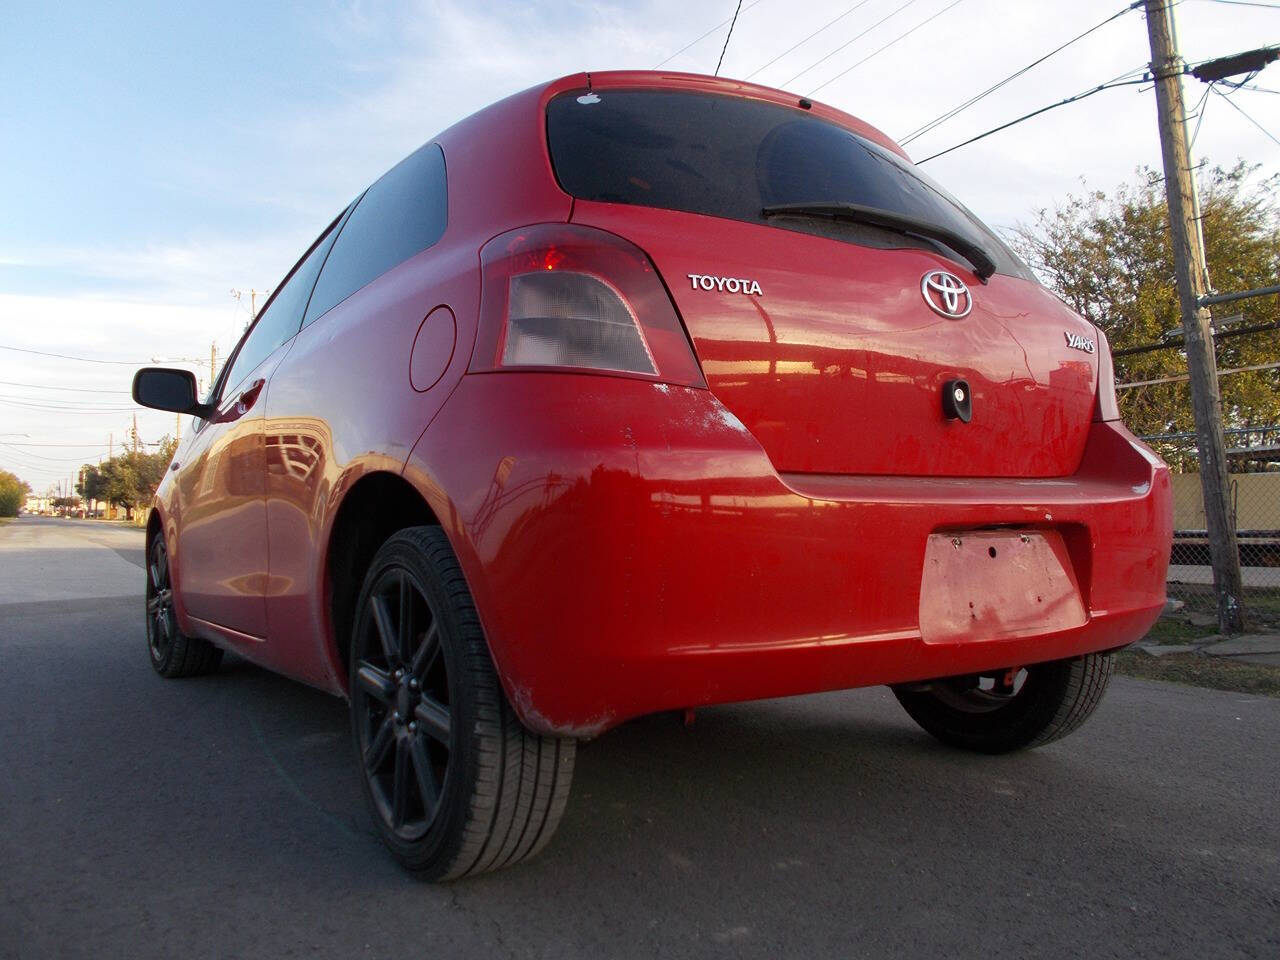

{"left": 761, "top": 201, "right": 997, "bottom": 283}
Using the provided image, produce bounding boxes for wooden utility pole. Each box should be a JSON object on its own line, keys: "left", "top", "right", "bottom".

{"left": 210, "top": 341, "right": 218, "bottom": 382}
{"left": 1145, "top": 0, "right": 1245, "bottom": 633}
{"left": 132, "top": 412, "right": 139, "bottom": 454}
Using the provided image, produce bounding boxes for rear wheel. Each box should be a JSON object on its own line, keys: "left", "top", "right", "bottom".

{"left": 145, "top": 534, "right": 223, "bottom": 678}
{"left": 892, "top": 653, "right": 1114, "bottom": 754}
{"left": 349, "top": 527, "right": 576, "bottom": 880}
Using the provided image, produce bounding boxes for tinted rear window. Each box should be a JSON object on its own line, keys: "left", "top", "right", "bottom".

{"left": 546, "top": 90, "right": 1029, "bottom": 280}
{"left": 305, "top": 142, "right": 448, "bottom": 325}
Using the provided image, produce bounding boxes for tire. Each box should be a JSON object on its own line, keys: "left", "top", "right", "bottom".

{"left": 892, "top": 653, "right": 1114, "bottom": 754}
{"left": 348, "top": 526, "right": 576, "bottom": 880}
{"left": 145, "top": 533, "right": 223, "bottom": 678}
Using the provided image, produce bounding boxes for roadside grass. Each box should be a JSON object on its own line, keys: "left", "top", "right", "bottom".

{"left": 1115, "top": 595, "right": 1280, "bottom": 697}
{"left": 1115, "top": 649, "right": 1280, "bottom": 697}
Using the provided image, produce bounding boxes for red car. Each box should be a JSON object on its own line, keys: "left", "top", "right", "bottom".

{"left": 133, "top": 71, "right": 1171, "bottom": 879}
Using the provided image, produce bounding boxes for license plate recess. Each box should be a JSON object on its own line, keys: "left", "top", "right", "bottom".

{"left": 918, "top": 530, "right": 1086, "bottom": 644}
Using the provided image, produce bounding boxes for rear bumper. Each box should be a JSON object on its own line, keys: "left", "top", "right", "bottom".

{"left": 408, "top": 374, "right": 1171, "bottom": 736}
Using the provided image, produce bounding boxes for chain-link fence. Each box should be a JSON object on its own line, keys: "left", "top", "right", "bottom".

{"left": 1141, "top": 426, "right": 1280, "bottom": 628}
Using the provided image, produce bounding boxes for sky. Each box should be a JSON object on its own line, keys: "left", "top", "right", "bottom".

{"left": 1, "top": 0, "right": 1277, "bottom": 493}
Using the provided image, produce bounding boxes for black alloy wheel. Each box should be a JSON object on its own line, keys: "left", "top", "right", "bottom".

{"left": 352, "top": 566, "right": 451, "bottom": 841}
{"left": 349, "top": 527, "right": 576, "bottom": 880}
{"left": 892, "top": 653, "right": 1115, "bottom": 754}
{"left": 145, "top": 532, "right": 223, "bottom": 678}
{"left": 146, "top": 536, "right": 176, "bottom": 663}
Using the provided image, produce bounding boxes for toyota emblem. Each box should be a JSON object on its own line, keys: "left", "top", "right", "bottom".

{"left": 921, "top": 270, "right": 973, "bottom": 318}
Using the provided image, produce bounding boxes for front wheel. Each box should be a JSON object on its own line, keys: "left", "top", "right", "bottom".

{"left": 892, "top": 653, "right": 1114, "bottom": 754}
{"left": 349, "top": 527, "right": 576, "bottom": 881}
{"left": 145, "top": 533, "right": 222, "bottom": 678}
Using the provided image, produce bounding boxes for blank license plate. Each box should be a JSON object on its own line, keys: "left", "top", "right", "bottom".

{"left": 918, "top": 530, "right": 1086, "bottom": 644}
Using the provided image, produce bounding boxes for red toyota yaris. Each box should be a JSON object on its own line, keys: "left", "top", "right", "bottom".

{"left": 133, "top": 71, "right": 1171, "bottom": 879}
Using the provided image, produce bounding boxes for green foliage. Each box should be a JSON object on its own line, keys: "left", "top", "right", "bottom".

{"left": 0, "top": 468, "right": 30, "bottom": 517}
{"left": 1011, "top": 161, "right": 1280, "bottom": 443}
{"left": 76, "top": 436, "right": 178, "bottom": 513}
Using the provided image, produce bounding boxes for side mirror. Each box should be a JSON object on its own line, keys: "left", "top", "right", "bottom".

{"left": 132, "top": 367, "right": 213, "bottom": 419}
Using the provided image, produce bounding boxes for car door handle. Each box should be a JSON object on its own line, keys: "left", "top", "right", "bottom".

{"left": 235, "top": 379, "right": 266, "bottom": 416}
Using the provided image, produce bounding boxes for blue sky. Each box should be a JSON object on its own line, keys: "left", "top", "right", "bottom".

{"left": 1, "top": 0, "right": 1276, "bottom": 491}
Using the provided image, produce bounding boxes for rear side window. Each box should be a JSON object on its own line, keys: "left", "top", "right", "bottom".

{"left": 221, "top": 217, "right": 343, "bottom": 394}
{"left": 546, "top": 90, "right": 1029, "bottom": 279}
{"left": 305, "top": 142, "right": 448, "bottom": 325}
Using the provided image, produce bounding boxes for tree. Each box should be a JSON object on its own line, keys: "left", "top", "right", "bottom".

{"left": 1010, "top": 161, "right": 1280, "bottom": 444}
{"left": 79, "top": 436, "right": 178, "bottom": 516}
{"left": 0, "top": 469, "right": 30, "bottom": 517}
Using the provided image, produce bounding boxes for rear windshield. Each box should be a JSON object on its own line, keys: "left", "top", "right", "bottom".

{"left": 546, "top": 89, "right": 1031, "bottom": 281}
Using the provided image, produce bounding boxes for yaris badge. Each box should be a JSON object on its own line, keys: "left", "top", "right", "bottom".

{"left": 1063, "top": 331, "right": 1096, "bottom": 353}
{"left": 921, "top": 270, "right": 972, "bottom": 318}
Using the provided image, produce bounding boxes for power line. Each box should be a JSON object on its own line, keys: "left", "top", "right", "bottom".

{"left": 742, "top": 0, "right": 877, "bottom": 81}
{"left": 715, "top": 1, "right": 745, "bottom": 76}
{"left": 1194, "top": 0, "right": 1280, "bottom": 9}
{"left": 0, "top": 445, "right": 109, "bottom": 463}
{"left": 0, "top": 442, "right": 116, "bottom": 450}
{"left": 1211, "top": 83, "right": 1280, "bottom": 144}
{"left": 653, "top": 0, "right": 769, "bottom": 68}
{"left": 808, "top": 0, "right": 969, "bottom": 97}
{"left": 899, "top": 2, "right": 1141, "bottom": 146}
{"left": 0, "top": 380, "right": 130, "bottom": 394}
{"left": 0, "top": 442, "right": 119, "bottom": 447}
{"left": 0, "top": 344, "right": 143, "bottom": 365}
{"left": 1189, "top": 81, "right": 1214, "bottom": 147}
{"left": 780, "top": 0, "right": 923, "bottom": 88}
{"left": 916, "top": 76, "right": 1152, "bottom": 164}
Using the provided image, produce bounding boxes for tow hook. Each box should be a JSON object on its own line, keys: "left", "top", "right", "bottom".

{"left": 994, "top": 668, "right": 1019, "bottom": 695}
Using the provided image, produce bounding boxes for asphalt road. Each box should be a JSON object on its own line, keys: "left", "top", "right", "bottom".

{"left": 2, "top": 516, "right": 1277, "bottom": 960}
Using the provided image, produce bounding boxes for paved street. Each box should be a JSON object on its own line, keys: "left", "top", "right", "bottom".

{"left": 1, "top": 515, "right": 1277, "bottom": 960}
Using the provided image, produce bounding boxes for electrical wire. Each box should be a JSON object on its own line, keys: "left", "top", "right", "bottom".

{"left": 0, "top": 380, "right": 130, "bottom": 394}
{"left": 1194, "top": 0, "right": 1280, "bottom": 10}
{"left": 715, "top": 1, "right": 745, "bottom": 76}
{"left": 1212, "top": 83, "right": 1280, "bottom": 144}
{"left": 780, "top": 0, "right": 923, "bottom": 88}
{"left": 899, "top": 2, "right": 1142, "bottom": 146}
{"left": 653, "top": 0, "right": 769, "bottom": 68}
{"left": 742, "top": 0, "right": 877, "bottom": 81}
{"left": 916, "top": 76, "right": 1153, "bottom": 164}
{"left": 0, "top": 442, "right": 124, "bottom": 447}
{"left": 808, "top": 0, "right": 968, "bottom": 96}
{"left": 0, "top": 344, "right": 144, "bottom": 365}
{"left": 1188, "top": 81, "right": 1214, "bottom": 146}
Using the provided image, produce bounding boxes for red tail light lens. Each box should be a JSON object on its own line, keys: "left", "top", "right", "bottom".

{"left": 1094, "top": 326, "right": 1121, "bottom": 422}
{"left": 471, "top": 224, "right": 705, "bottom": 387}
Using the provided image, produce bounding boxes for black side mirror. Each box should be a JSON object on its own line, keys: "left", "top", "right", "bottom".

{"left": 132, "top": 367, "right": 213, "bottom": 419}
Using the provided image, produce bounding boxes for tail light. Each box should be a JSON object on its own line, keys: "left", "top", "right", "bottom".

{"left": 470, "top": 224, "right": 705, "bottom": 387}
{"left": 1094, "top": 326, "right": 1121, "bottom": 422}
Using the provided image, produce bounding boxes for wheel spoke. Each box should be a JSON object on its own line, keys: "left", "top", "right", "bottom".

{"left": 370, "top": 594, "right": 398, "bottom": 664}
{"left": 397, "top": 570, "right": 415, "bottom": 665}
{"left": 149, "top": 561, "right": 162, "bottom": 590}
{"left": 391, "top": 737, "right": 411, "bottom": 829}
{"left": 356, "top": 663, "right": 395, "bottom": 703}
{"left": 414, "top": 697, "right": 451, "bottom": 745}
{"left": 364, "top": 715, "right": 394, "bottom": 773}
{"left": 409, "top": 623, "right": 439, "bottom": 679}
{"left": 147, "top": 595, "right": 162, "bottom": 614}
{"left": 409, "top": 735, "right": 440, "bottom": 818}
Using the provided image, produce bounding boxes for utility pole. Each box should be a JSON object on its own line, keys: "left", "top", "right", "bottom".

{"left": 210, "top": 340, "right": 218, "bottom": 382}
{"left": 1145, "top": 0, "right": 1245, "bottom": 633}
{"left": 108, "top": 432, "right": 113, "bottom": 460}
{"left": 132, "top": 412, "right": 139, "bottom": 454}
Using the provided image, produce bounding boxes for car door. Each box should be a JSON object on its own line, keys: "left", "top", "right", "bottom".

{"left": 174, "top": 215, "right": 345, "bottom": 638}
